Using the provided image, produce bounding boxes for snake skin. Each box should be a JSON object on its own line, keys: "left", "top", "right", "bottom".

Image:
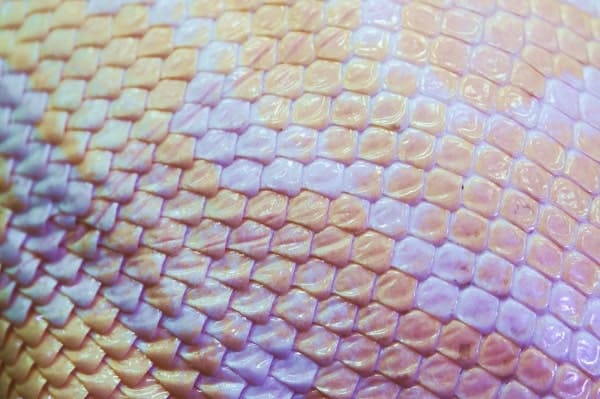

{"left": 0, "top": 0, "right": 600, "bottom": 398}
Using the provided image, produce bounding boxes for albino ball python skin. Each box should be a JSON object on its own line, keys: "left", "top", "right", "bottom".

{"left": 1, "top": 0, "right": 600, "bottom": 398}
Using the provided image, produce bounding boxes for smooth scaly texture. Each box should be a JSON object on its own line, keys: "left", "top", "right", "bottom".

{"left": 0, "top": 0, "right": 600, "bottom": 398}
